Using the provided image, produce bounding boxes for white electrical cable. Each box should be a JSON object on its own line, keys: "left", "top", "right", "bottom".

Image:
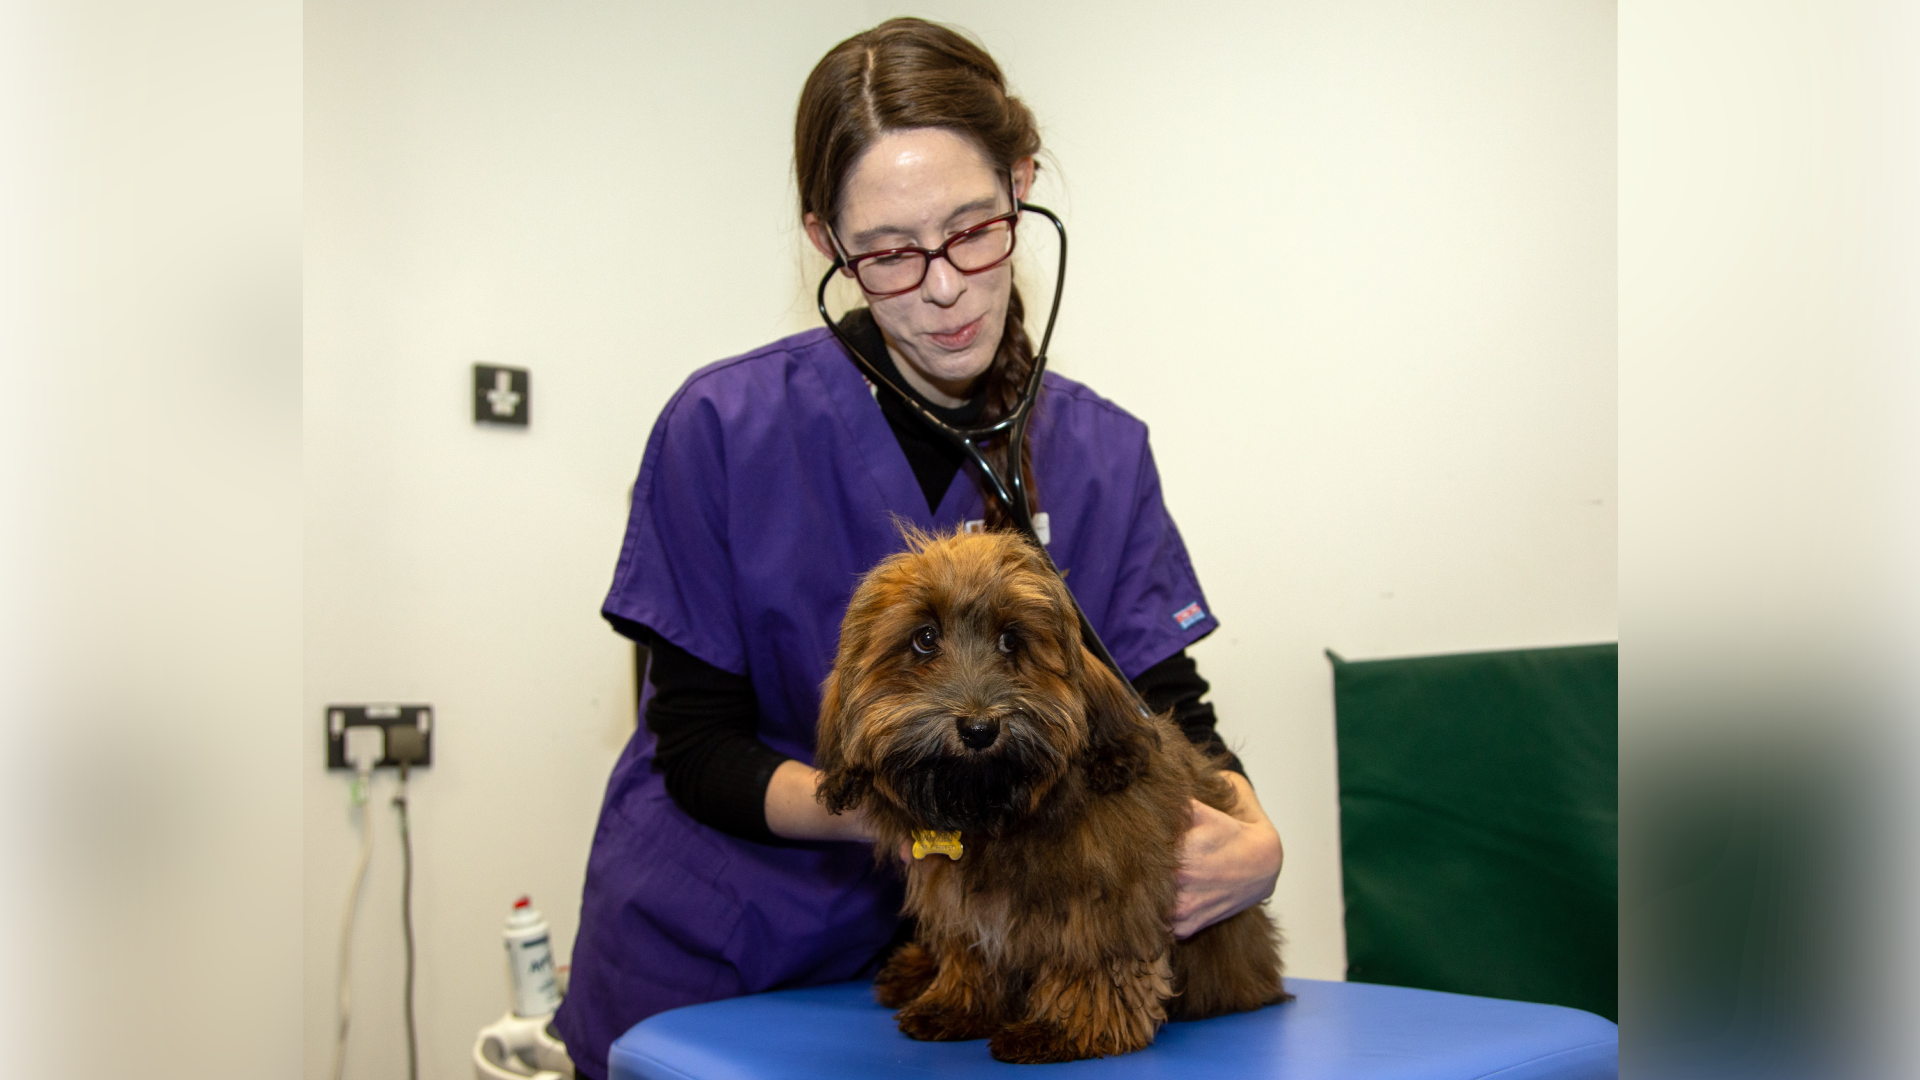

{"left": 335, "top": 727, "right": 384, "bottom": 1080}
{"left": 334, "top": 769, "right": 374, "bottom": 1080}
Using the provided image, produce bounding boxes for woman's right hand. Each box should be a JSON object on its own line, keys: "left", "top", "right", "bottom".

{"left": 765, "top": 761, "right": 916, "bottom": 866}
{"left": 764, "top": 760, "right": 878, "bottom": 843}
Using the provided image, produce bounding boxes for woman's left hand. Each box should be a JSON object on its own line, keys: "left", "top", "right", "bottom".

{"left": 1173, "top": 772, "right": 1283, "bottom": 939}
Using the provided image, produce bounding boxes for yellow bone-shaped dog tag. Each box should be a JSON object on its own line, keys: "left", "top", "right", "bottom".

{"left": 911, "top": 830, "right": 964, "bottom": 860}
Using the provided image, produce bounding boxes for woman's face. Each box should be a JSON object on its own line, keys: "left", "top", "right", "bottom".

{"left": 808, "top": 129, "right": 1033, "bottom": 407}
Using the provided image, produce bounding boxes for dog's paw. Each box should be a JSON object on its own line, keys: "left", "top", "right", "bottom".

{"left": 874, "top": 944, "right": 938, "bottom": 1009}
{"left": 875, "top": 976, "right": 931, "bottom": 1011}
{"left": 988, "top": 1021, "right": 1085, "bottom": 1064}
{"left": 896, "top": 1002, "right": 997, "bottom": 1042}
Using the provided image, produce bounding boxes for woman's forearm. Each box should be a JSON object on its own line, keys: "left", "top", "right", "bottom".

{"left": 765, "top": 759, "right": 875, "bottom": 842}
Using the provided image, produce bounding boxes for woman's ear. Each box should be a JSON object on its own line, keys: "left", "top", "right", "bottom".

{"left": 1079, "top": 650, "right": 1159, "bottom": 795}
{"left": 803, "top": 212, "right": 842, "bottom": 265}
{"left": 1012, "top": 156, "right": 1036, "bottom": 203}
{"left": 812, "top": 665, "right": 872, "bottom": 814}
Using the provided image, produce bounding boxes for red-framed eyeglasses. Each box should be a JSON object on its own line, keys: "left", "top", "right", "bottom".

{"left": 828, "top": 186, "right": 1021, "bottom": 298}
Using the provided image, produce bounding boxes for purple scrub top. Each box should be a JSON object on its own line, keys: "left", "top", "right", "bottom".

{"left": 555, "top": 327, "right": 1218, "bottom": 1078}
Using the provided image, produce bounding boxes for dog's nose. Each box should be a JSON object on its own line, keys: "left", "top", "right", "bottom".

{"left": 956, "top": 716, "right": 1000, "bottom": 750}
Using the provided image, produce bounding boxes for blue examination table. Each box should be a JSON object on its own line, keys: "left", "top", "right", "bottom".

{"left": 607, "top": 977, "right": 1617, "bottom": 1079}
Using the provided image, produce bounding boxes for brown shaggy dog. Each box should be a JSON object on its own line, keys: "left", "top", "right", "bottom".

{"left": 815, "top": 528, "right": 1286, "bottom": 1063}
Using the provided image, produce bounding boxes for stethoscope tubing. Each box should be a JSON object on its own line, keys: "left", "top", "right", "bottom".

{"left": 817, "top": 204, "right": 1147, "bottom": 710}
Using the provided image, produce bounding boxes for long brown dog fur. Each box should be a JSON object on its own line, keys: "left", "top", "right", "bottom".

{"left": 815, "top": 528, "right": 1286, "bottom": 1063}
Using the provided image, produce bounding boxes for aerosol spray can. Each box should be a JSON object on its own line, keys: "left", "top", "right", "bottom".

{"left": 503, "top": 896, "right": 562, "bottom": 1017}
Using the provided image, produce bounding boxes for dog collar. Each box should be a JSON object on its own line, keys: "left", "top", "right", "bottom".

{"left": 910, "top": 830, "right": 964, "bottom": 860}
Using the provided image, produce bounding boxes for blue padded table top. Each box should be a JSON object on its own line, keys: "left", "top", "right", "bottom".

{"left": 608, "top": 978, "right": 1617, "bottom": 1080}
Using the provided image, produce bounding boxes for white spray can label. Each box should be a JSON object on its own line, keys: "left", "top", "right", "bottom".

{"left": 503, "top": 896, "right": 562, "bottom": 1017}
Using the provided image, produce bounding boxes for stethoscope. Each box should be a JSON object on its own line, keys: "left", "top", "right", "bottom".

{"left": 816, "top": 197, "right": 1146, "bottom": 707}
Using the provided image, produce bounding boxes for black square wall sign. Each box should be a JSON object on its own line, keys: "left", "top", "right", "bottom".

{"left": 474, "top": 364, "right": 530, "bottom": 426}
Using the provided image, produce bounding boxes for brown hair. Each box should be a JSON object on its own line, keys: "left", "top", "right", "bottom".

{"left": 796, "top": 17, "right": 1042, "bottom": 530}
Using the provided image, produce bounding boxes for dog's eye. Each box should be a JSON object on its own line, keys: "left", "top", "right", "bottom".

{"left": 998, "top": 630, "right": 1018, "bottom": 655}
{"left": 910, "top": 625, "right": 939, "bottom": 656}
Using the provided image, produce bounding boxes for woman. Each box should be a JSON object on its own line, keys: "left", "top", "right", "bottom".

{"left": 556, "top": 19, "right": 1282, "bottom": 1079}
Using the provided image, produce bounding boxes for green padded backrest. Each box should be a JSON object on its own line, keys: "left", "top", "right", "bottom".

{"left": 1331, "top": 643, "right": 1617, "bottom": 1021}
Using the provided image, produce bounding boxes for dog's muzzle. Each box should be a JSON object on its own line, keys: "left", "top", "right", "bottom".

{"left": 881, "top": 707, "right": 1057, "bottom": 834}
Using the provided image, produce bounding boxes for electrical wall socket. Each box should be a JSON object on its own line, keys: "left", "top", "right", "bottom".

{"left": 326, "top": 704, "right": 434, "bottom": 770}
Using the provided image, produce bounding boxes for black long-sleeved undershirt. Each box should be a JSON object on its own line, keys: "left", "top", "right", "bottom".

{"left": 621, "top": 312, "right": 1240, "bottom": 843}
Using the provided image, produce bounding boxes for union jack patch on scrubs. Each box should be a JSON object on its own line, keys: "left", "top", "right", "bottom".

{"left": 1173, "top": 602, "right": 1206, "bottom": 629}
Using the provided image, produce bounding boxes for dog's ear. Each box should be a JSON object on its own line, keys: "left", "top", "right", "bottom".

{"left": 1079, "top": 650, "right": 1160, "bottom": 795}
{"left": 812, "top": 663, "right": 873, "bottom": 814}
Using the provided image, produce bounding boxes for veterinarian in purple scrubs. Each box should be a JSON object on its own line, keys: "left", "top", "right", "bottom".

{"left": 555, "top": 18, "right": 1284, "bottom": 1080}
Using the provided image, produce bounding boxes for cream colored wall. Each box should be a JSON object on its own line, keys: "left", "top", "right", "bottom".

{"left": 304, "top": 2, "right": 1614, "bottom": 1076}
